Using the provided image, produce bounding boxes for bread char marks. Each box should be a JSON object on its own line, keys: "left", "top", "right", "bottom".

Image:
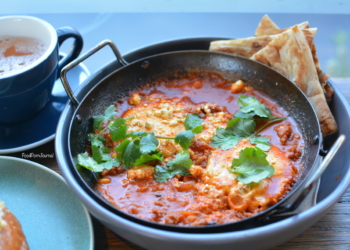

{"left": 204, "top": 139, "right": 295, "bottom": 210}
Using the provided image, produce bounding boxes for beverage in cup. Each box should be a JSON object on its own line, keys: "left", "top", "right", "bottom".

{"left": 0, "top": 15, "right": 83, "bottom": 123}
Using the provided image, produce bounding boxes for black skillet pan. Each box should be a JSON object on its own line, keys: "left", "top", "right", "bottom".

{"left": 59, "top": 39, "right": 345, "bottom": 233}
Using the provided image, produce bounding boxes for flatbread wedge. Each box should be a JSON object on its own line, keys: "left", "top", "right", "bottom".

{"left": 209, "top": 35, "right": 274, "bottom": 58}
{"left": 251, "top": 25, "right": 337, "bottom": 136}
{"left": 255, "top": 15, "right": 333, "bottom": 102}
{"left": 209, "top": 28, "right": 316, "bottom": 59}
{"left": 255, "top": 14, "right": 280, "bottom": 36}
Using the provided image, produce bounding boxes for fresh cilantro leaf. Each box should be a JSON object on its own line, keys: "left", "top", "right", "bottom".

{"left": 211, "top": 128, "right": 242, "bottom": 150}
{"left": 249, "top": 137, "right": 271, "bottom": 151}
{"left": 230, "top": 147, "right": 274, "bottom": 184}
{"left": 154, "top": 151, "right": 192, "bottom": 183}
{"left": 233, "top": 110, "right": 255, "bottom": 119}
{"left": 114, "top": 139, "right": 140, "bottom": 169}
{"left": 114, "top": 139, "right": 130, "bottom": 154}
{"left": 134, "top": 151, "right": 163, "bottom": 166}
{"left": 126, "top": 131, "right": 149, "bottom": 139}
{"left": 115, "top": 135, "right": 162, "bottom": 169}
{"left": 211, "top": 95, "right": 283, "bottom": 151}
{"left": 119, "top": 140, "right": 141, "bottom": 169}
{"left": 173, "top": 114, "right": 203, "bottom": 150}
{"left": 123, "top": 141, "right": 141, "bottom": 169}
{"left": 184, "top": 113, "right": 203, "bottom": 132}
{"left": 92, "top": 105, "right": 117, "bottom": 130}
{"left": 154, "top": 165, "right": 191, "bottom": 182}
{"left": 238, "top": 95, "right": 272, "bottom": 118}
{"left": 77, "top": 151, "right": 120, "bottom": 172}
{"left": 211, "top": 117, "right": 255, "bottom": 150}
{"left": 92, "top": 115, "right": 107, "bottom": 131}
{"left": 99, "top": 157, "right": 121, "bottom": 170}
{"left": 88, "top": 134, "right": 111, "bottom": 163}
{"left": 238, "top": 95, "right": 258, "bottom": 107}
{"left": 167, "top": 151, "right": 192, "bottom": 169}
{"left": 109, "top": 117, "right": 127, "bottom": 141}
{"left": 226, "top": 117, "right": 256, "bottom": 137}
{"left": 154, "top": 165, "right": 172, "bottom": 183}
{"left": 140, "top": 132, "right": 159, "bottom": 154}
{"left": 154, "top": 165, "right": 190, "bottom": 183}
{"left": 175, "top": 130, "right": 195, "bottom": 150}
{"left": 104, "top": 105, "right": 118, "bottom": 120}
{"left": 192, "top": 125, "right": 203, "bottom": 134}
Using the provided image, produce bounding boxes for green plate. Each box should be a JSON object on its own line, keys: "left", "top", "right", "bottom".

{"left": 0, "top": 156, "right": 93, "bottom": 250}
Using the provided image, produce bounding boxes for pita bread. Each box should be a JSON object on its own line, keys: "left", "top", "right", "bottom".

{"left": 255, "top": 15, "right": 333, "bottom": 102}
{"left": 258, "top": 20, "right": 310, "bottom": 36}
{"left": 251, "top": 26, "right": 337, "bottom": 136}
{"left": 209, "top": 35, "right": 274, "bottom": 57}
{"left": 310, "top": 43, "right": 333, "bottom": 102}
{"left": 209, "top": 28, "right": 316, "bottom": 58}
{"left": 255, "top": 15, "right": 280, "bottom": 36}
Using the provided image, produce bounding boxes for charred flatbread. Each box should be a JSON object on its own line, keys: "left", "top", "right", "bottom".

{"left": 209, "top": 35, "right": 274, "bottom": 57}
{"left": 251, "top": 25, "right": 337, "bottom": 136}
{"left": 254, "top": 15, "right": 333, "bottom": 102}
{"left": 209, "top": 28, "right": 316, "bottom": 59}
{"left": 255, "top": 14, "right": 280, "bottom": 36}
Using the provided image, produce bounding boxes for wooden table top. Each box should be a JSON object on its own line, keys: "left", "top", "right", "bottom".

{"left": 4, "top": 78, "right": 350, "bottom": 250}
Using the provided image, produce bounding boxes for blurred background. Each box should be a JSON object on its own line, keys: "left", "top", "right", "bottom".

{"left": 1, "top": 0, "right": 349, "bottom": 77}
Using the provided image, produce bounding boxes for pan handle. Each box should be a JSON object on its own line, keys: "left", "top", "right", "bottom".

{"left": 260, "top": 134, "right": 346, "bottom": 221}
{"left": 60, "top": 39, "right": 128, "bottom": 107}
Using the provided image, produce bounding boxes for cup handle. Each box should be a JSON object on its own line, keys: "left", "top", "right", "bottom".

{"left": 56, "top": 27, "right": 84, "bottom": 78}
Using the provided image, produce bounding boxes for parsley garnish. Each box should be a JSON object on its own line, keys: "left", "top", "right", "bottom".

{"left": 210, "top": 128, "right": 243, "bottom": 150}
{"left": 249, "top": 136, "right": 271, "bottom": 151}
{"left": 237, "top": 95, "right": 272, "bottom": 118}
{"left": 134, "top": 152, "right": 163, "bottom": 166}
{"left": 115, "top": 139, "right": 142, "bottom": 170}
{"left": 174, "top": 130, "right": 195, "bottom": 150}
{"left": 109, "top": 117, "right": 128, "bottom": 141}
{"left": 77, "top": 105, "right": 202, "bottom": 176}
{"left": 227, "top": 116, "right": 256, "bottom": 137}
{"left": 140, "top": 133, "right": 159, "bottom": 154}
{"left": 230, "top": 147, "right": 274, "bottom": 184}
{"left": 154, "top": 151, "right": 192, "bottom": 183}
{"left": 114, "top": 132, "right": 164, "bottom": 169}
{"left": 211, "top": 95, "right": 284, "bottom": 150}
{"left": 92, "top": 105, "right": 117, "bottom": 130}
{"left": 77, "top": 152, "right": 120, "bottom": 172}
{"left": 184, "top": 113, "right": 203, "bottom": 131}
{"left": 77, "top": 105, "right": 163, "bottom": 172}
{"left": 174, "top": 114, "right": 203, "bottom": 150}
{"left": 77, "top": 133, "right": 121, "bottom": 172}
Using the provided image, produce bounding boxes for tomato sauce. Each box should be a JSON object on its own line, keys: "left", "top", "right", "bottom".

{"left": 96, "top": 71, "right": 303, "bottom": 226}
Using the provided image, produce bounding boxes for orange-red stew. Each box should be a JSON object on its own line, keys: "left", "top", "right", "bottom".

{"left": 92, "top": 71, "right": 303, "bottom": 226}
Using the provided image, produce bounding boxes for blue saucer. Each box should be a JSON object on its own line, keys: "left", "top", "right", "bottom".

{"left": 0, "top": 59, "right": 90, "bottom": 154}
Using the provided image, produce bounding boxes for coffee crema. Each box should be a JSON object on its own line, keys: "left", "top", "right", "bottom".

{"left": 0, "top": 36, "right": 48, "bottom": 77}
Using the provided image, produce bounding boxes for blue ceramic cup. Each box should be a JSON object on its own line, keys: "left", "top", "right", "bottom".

{"left": 0, "top": 16, "right": 83, "bottom": 123}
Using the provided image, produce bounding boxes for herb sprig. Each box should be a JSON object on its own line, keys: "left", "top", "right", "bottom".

{"left": 154, "top": 151, "right": 192, "bottom": 183}
{"left": 77, "top": 95, "right": 282, "bottom": 185}
{"left": 211, "top": 95, "right": 285, "bottom": 151}
{"left": 77, "top": 106, "right": 203, "bottom": 178}
{"left": 174, "top": 114, "right": 203, "bottom": 149}
{"left": 230, "top": 147, "right": 275, "bottom": 184}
